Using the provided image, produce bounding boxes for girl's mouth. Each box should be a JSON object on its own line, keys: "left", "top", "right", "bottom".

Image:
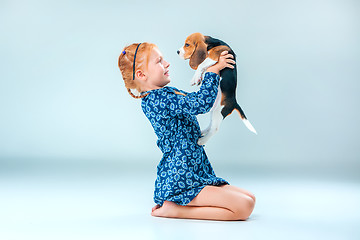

{"left": 164, "top": 70, "right": 169, "bottom": 76}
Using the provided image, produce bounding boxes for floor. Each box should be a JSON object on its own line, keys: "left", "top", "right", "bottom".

{"left": 1, "top": 163, "right": 359, "bottom": 240}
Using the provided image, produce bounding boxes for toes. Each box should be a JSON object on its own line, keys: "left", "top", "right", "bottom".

{"left": 152, "top": 204, "right": 161, "bottom": 212}
{"left": 151, "top": 207, "right": 161, "bottom": 217}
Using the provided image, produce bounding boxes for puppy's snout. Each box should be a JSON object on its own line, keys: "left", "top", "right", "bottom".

{"left": 177, "top": 47, "right": 185, "bottom": 59}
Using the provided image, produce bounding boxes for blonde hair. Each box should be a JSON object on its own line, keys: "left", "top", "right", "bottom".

{"left": 118, "top": 42, "right": 157, "bottom": 99}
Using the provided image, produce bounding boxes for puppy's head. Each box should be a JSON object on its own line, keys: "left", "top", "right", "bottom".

{"left": 177, "top": 32, "right": 208, "bottom": 70}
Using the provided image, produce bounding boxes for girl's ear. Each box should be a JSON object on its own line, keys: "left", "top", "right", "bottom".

{"left": 189, "top": 41, "right": 207, "bottom": 70}
{"left": 135, "top": 69, "right": 147, "bottom": 81}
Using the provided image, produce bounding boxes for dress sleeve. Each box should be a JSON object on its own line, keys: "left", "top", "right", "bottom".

{"left": 166, "top": 72, "right": 220, "bottom": 116}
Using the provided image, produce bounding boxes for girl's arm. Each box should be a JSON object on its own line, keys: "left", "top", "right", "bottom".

{"left": 166, "top": 51, "right": 235, "bottom": 116}
{"left": 166, "top": 72, "right": 220, "bottom": 116}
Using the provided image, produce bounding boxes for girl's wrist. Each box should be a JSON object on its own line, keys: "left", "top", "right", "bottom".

{"left": 206, "top": 66, "right": 220, "bottom": 75}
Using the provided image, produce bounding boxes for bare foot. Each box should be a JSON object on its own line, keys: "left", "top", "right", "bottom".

{"left": 151, "top": 201, "right": 179, "bottom": 218}
{"left": 151, "top": 204, "right": 161, "bottom": 213}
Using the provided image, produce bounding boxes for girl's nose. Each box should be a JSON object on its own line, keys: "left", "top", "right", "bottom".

{"left": 165, "top": 61, "right": 170, "bottom": 68}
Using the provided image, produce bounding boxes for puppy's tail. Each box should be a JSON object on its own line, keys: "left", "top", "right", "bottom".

{"left": 234, "top": 103, "right": 257, "bottom": 135}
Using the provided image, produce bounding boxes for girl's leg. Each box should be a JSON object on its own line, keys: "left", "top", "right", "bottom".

{"left": 151, "top": 185, "right": 255, "bottom": 221}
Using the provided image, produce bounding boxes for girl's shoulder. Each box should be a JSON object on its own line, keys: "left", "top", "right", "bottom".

{"left": 141, "top": 87, "right": 176, "bottom": 110}
{"left": 141, "top": 87, "right": 171, "bottom": 106}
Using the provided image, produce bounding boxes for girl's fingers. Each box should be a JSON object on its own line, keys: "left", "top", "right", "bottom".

{"left": 219, "top": 54, "right": 234, "bottom": 63}
{"left": 223, "top": 58, "right": 235, "bottom": 65}
{"left": 220, "top": 50, "right": 229, "bottom": 55}
{"left": 218, "top": 52, "right": 235, "bottom": 70}
{"left": 221, "top": 53, "right": 233, "bottom": 59}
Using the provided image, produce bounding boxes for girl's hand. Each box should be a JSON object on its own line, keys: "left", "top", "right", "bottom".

{"left": 206, "top": 51, "right": 235, "bottom": 75}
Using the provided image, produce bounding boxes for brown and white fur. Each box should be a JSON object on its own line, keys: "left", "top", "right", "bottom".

{"left": 177, "top": 32, "right": 257, "bottom": 145}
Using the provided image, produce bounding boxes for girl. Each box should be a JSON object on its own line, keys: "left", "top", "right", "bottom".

{"left": 118, "top": 42, "right": 255, "bottom": 221}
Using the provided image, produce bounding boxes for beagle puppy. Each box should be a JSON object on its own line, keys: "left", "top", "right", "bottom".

{"left": 177, "top": 32, "right": 256, "bottom": 145}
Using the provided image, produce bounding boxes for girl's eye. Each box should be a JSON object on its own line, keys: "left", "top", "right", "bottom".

{"left": 185, "top": 43, "right": 189, "bottom": 47}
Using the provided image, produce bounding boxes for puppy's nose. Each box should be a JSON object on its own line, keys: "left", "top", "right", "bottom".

{"left": 177, "top": 50, "right": 180, "bottom": 55}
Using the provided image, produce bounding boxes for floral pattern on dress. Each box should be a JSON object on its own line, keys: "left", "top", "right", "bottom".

{"left": 141, "top": 72, "right": 229, "bottom": 206}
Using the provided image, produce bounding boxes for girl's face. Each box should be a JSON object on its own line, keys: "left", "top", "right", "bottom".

{"left": 139, "top": 47, "right": 170, "bottom": 91}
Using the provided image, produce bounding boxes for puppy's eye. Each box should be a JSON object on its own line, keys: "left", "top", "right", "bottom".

{"left": 185, "top": 43, "right": 190, "bottom": 47}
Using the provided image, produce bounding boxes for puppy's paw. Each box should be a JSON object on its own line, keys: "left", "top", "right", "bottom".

{"left": 190, "top": 71, "right": 203, "bottom": 86}
{"left": 197, "top": 135, "right": 208, "bottom": 146}
{"left": 200, "top": 128, "right": 210, "bottom": 137}
{"left": 201, "top": 71, "right": 206, "bottom": 82}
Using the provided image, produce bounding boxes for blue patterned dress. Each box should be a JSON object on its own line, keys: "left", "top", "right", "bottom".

{"left": 141, "top": 72, "right": 229, "bottom": 207}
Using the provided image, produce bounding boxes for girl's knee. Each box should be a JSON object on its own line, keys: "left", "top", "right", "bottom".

{"left": 233, "top": 195, "right": 255, "bottom": 220}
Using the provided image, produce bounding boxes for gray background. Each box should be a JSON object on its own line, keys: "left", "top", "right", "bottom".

{"left": 1, "top": 0, "right": 359, "bottom": 177}
{"left": 1, "top": 1, "right": 360, "bottom": 240}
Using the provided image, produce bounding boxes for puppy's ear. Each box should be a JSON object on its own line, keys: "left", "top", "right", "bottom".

{"left": 189, "top": 41, "right": 207, "bottom": 70}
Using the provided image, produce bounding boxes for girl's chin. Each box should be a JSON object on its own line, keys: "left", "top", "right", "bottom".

{"left": 161, "top": 79, "right": 170, "bottom": 87}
